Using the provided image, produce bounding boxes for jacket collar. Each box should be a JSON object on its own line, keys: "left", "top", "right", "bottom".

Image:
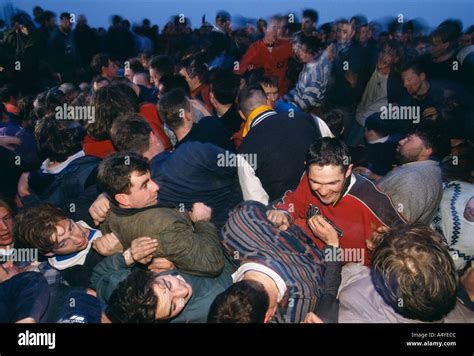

{"left": 41, "top": 150, "right": 85, "bottom": 174}
{"left": 109, "top": 199, "right": 155, "bottom": 216}
{"left": 243, "top": 105, "right": 276, "bottom": 137}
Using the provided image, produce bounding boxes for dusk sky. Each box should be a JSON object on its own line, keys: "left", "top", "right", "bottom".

{"left": 2, "top": 0, "right": 473, "bottom": 30}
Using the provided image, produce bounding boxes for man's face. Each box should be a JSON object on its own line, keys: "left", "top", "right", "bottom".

{"left": 302, "top": 17, "right": 314, "bottom": 33}
{"left": 261, "top": 84, "right": 279, "bottom": 108}
{"left": 120, "top": 171, "right": 159, "bottom": 209}
{"left": 220, "top": 20, "right": 232, "bottom": 33}
{"left": 402, "top": 69, "right": 425, "bottom": 96}
{"left": 464, "top": 197, "right": 474, "bottom": 222}
{"left": 416, "top": 42, "right": 428, "bottom": 56}
{"left": 295, "top": 44, "right": 314, "bottom": 63}
{"left": 0, "top": 261, "right": 20, "bottom": 283}
{"left": 149, "top": 68, "right": 161, "bottom": 89}
{"left": 157, "top": 83, "right": 166, "bottom": 100}
{"left": 51, "top": 219, "right": 89, "bottom": 255}
{"left": 179, "top": 68, "right": 199, "bottom": 92}
{"left": 397, "top": 134, "right": 426, "bottom": 164}
{"left": 430, "top": 36, "right": 449, "bottom": 59}
{"left": 307, "top": 164, "right": 351, "bottom": 205}
{"left": 402, "top": 30, "right": 413, "bottom": 44}
{"left": 60, "top": 16, "right": 71, "bottom": 31}
{"left": 377, "top": 46, "right": 397, "bottom": 71}
{"left": 0, "top": 207, "right": 13, "bottom": 247}
{"left": 124, "top": 67, "right": 134, "bottom": 81}
{"left": 153, "top": 274, "right": 193, "bottom": 320}
{"left": 46, "top": 16, "right": 56, "bottom": 28}
{"left": 265, "top": 20, "right": 280, "bottom": 43}
{"left": 357, "top": 26, "right": 371, "bottom": 44}
{"left": 337, "top": 23, "right": 354, "bottom": 44}
{"left": 105, "top": 60, "right": 118, "bottom": 79}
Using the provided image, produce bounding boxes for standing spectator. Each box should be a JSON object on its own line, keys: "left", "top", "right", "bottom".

{"left": 48, "top": 12, "right": 79, "bottom": 83}
{"left": 236, "top": 16, "right": 293, "bottom": 95}
{"left": 73, "top": 15, "right": 99, "bottom": 69}
{"left": 280, "top": 35, "right": 334, "bottom": 112}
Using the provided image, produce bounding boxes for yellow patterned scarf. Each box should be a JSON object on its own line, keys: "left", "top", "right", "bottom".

{"left": 242, "top": 105, "right": 274, "bottom": 137}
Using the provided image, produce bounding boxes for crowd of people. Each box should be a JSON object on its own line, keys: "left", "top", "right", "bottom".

{"left": 0, "top": 5, "right": 473, "bottom": 324}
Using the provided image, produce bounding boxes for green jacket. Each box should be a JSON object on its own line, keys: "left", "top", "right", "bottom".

{"left": 100, "top": 203, "right": 224, "bottom": 277}
{"left": 90, "top": 253, "right": 234, "bottom": 324}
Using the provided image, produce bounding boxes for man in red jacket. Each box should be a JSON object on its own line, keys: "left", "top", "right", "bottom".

{"left": 235, "top": 15, "right": 293, "bottom": 95}
{"left": 268, "top": 138, "right": 406, "bottom": 265}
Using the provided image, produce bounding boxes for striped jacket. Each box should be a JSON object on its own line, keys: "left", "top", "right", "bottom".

{"left": 220, "top": 201, "right": 325, "bottom": 323}
{"left": 287, "top": 49, "right": 333, "bottom": 110}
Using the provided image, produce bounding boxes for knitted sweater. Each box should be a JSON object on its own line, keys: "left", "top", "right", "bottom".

{"left": 378, "top": 160, "right": 442, "bottom": 224}
{"left": 431, "top": 181, "right": 474, "bottom": 270}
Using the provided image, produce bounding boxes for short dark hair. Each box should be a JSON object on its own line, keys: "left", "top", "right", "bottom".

{"left": 149, "top": 55, "right": 175, "bottom": 77}
{"left": 207, "top": 280, "right": 269, "bottom": 323}
{"left": 410, "top": 120, "right": 446, "bottom": 157}
{"left": 179, "top": 58, "right": 208, "bottom": 84}
{"left": 97, "top": 152, "right": 150, "bottom": 200}
{"left": 210, "top": 69, "right": 240, "bottom": 105}
{"left": 402, "top": 60, "right": 425, "bottom": 76}
{"left": 44, "top": 88, "right": 67, "bottom": 115}
{"left": 296, "top": 34, "right": 323, "bottom": 56}
{"left": 258, "top": 75, "right": 279, "bottom": 88}
{"left": 321, "top": 109, "right": 345, "bottom": 139}
{"left": 216, "top": 10, "right": 231, "bottom": 23}
{"left": 87, "top": 84, "right": 139, "bottom": 140}
{"left": 351, "top": 14, "right": 368, "bottom": 28}
{"left": 35, "top": 117, "right": 85, "bottom": 162}
{"left": 111, "top": 15, "right": 122, "bottom": 25}
{"left": 306, "top": 138, "right": 351, "bottom": 171}
{"left": 159, "top": 74, "right": 190, "bottom": 96}
{"left": 365, "top": 112, "right": 389, "bottom": 137}
{"left": 110, "top": 114, "right": 152, "bottom": 154}
{"left": 106, "top": 270, "right": 158, "bottom": 323}
{"left": 302, "top": 9, "right": 318, "bottom": 23}
{"left": 126, "top": 57, "right": 145, "bottom": 74}
{"left": 0, "top": 197, "right": 15, "bottom": 219}
{"left": 431, "top": 22, "right": 462, "bottom": 47}
{"left": 256, "top": 18, "right": 268, "bottom": 33}
{"left": 237, "top": 85, "right": 267, "bottom": 117}
{"left": 91, "top": 53, "right": 113, "bottom": 75}
{"left": 14, "top": 204, "right": 68, "bottom": 254}
{"left": 371, "top": 224, "right": 457, "bottom": 322}
{"left": 41, "top": 11, "right": 56, "bottom": 23}
{"left": 158, "top": 88, "right": 191, "bottom": 131}
{"left": 92, "top": 75, "right": 109, "bottom": 85}
{"left": 59, "top": 12, "right": 70, "bottom": 21}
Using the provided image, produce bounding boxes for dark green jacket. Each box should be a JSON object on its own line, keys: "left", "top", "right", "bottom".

{"left": 100, "top": 203, "right": 224, "bottom": 277}
{"left": 90, "top": 253, "right": 234, "bottom": 323}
